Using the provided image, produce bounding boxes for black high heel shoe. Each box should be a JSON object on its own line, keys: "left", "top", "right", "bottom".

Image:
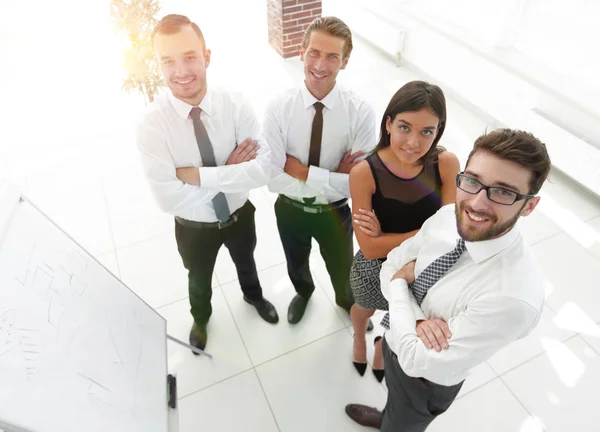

{"left": 372, "top": 336, "right": 385, "bottom": 383}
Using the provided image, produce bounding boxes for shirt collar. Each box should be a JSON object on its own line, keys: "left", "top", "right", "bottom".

{"left": 464, "top": 222, "right": 521, "bottom": 264}
{"left": 301, "top": 82, "right": 339, "bottom": 110}
{"left": 168, "top": 88, "right": 213, "bottom": 120}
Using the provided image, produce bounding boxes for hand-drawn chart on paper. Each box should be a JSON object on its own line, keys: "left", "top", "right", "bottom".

{"left": 0, "top": 192, "right": 168, "bottom": 432}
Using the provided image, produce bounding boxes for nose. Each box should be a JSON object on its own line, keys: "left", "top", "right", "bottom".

{"left": 174, "top": 61, "right": 187, "bottom": 77}
{"left": 468, "top": 188, "right": 490, "bottom": 210}
{"left": 407, "top": 132, "right": 419, "bottom": 149}
{"left": 314, "top": 56, "right": 325, "bottom": 71}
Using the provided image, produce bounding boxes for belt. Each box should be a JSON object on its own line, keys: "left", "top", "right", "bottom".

{"left": 175, "top": 205, "right": 244, "bottom": 230}
{"left": 278, "top": 195, "right": 348, "bottom": 214}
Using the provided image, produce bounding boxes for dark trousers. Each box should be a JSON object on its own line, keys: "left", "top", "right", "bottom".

{"left": 274, "top": 197, "right": 354, "bottom": 310}
{"left": 174, "top": 201, "right": 262, "bottom": 326}
{"left": 381, "top": 337, "right": 463, "bottom": 432}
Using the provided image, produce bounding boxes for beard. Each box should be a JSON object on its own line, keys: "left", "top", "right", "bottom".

{"left": 455, "top": 201, "right": 524, "bottom": 242}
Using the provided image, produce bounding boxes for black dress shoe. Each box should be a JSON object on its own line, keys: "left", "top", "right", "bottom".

{"left": 287, "top": 294, "right": 309, "bottom": 324}
{"left": 244, "top": 296, "right": 279, "bottom": 324}
{"left": 345, "top": 404, "right": 382, "bottom": 428}
{"left": 372, "top": 336, "right": 385, "bottom": 382}
{"left": 189, "top": 323, "right": 208, "bottom": 355}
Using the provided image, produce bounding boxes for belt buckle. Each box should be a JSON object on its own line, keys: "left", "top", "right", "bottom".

{"left": 303, "top": 206, "right": 319, "bottom": 214}
{"left": 217, "top": 214, "right": 238, "bottom": 229}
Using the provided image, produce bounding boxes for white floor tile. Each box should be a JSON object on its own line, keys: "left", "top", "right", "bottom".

{"left": 95, "top": 250, "right": 120, "bottom": 279}
{"left": 177, "top": 370, "right": 279, "bottom": 432}
{"left": 456, "top": 361, "right": 497, "bottom": 399}
{"left": 427, "top": 378, "right": 543, "bottom": 432}
{"left": 220, "top": 263, "right": 346, "bottom": 365}
{"left": 158, "top": 296, "right": 252, "bottom": 398}
{"left": 584, "top": 215, "right": 600, "bottom": 261}
{"left": 23, "top": 172, "right": 114, "bottom": 256}
{"left": 256, "top": 330, "right": 387, "bottom": 432}
{"left": 488, "top": 307, "right": 576, "bottom": 376}
{"left": 117, "top": 233, "right": 218, "bottom": 309}
{"left": 519, "top": 210, "right": 562, "bottom": 246}
{"left": 538, "top": 170, "right": 600, "bottom": 223}
{"left": 502, "top": 337, "right": 600, "bottom": 432}
{"left": 532, "top": 233, "right": 600, "bottom": 323}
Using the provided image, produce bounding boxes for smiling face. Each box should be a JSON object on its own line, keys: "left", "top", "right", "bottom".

{"left": 300, "top": 30, "right": 348, "bottom": 100}
{"left": 154, "top": 24, "right": 211, "bottom": 106}
{"left": 385, "top": 109, "right": 439, "bottom": 166}
{"left": 455, "top": 151, "right": 540, "bottom": 242}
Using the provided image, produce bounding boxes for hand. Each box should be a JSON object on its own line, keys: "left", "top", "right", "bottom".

{"left": 416, "top": 319, "right": 452, "bottom": 352}
{"left": 284, "top": 154, "right": 309, "bottom": 181}
{"left": 226, "top": 138, "right": 258, "bottom": 165}
{"left": 391, "top": 260, "right": 416, "bottom": 285}
{"left": 336, "top": 150, "right": 365, "bottom": 174}
{"left": 176, "top": 167, "right": 200, "bottom": 186}
{"left": 353, "top": 208, "right": 382, "bottom": 237}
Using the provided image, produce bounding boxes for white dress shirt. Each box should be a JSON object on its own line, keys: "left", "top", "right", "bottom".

{"left": 381, "top": 204, "right": 545, "bottom": 386}
{"left": 136, "top": 87, "right": 273, "bottom": 222}
{"left": 264, "top": 83, "right": 377, "bottom": 204}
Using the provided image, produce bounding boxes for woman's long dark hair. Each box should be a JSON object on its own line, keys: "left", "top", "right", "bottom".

{"left": 374, "top": 81, "right": 447, "bottom": 163}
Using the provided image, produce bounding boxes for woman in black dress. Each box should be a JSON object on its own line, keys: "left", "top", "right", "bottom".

{"left": 349, "top": 81, "right": 459, "bottom": 381}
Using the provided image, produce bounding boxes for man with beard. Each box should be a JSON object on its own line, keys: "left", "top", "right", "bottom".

{"left": 345, "top": 129, "right": 551, "bottom": 431}
{"left": 136, "top": 14, "right": 279, "bottom": 353}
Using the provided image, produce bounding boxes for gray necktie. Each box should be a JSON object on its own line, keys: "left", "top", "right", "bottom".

{"left": 189, "top": 107, "right": 231, "bottom": 222}
{"left": 380, "top": 239, "right": 467, "bottom": 329}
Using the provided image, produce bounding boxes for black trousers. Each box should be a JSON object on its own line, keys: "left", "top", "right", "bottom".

{"left": 274, "top": 197, "right": 354, "bottom": 310}
{"left": 174, "top": 200, "right": 262, "bottom": 326}
{"left": 381, "top": 337, "right": 463, "bottom": 432}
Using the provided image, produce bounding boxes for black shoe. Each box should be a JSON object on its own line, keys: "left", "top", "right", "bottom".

{"left": 372, "top": 336, "right": 384, "bottom": 382}
{"left": 244, "top": 296, "right": 279, "bottom": 324}
{"left": 189, "top": 323, "right": 207, "bottom": 355}
{"left": 353, "top": 361, "right": 367, "bottom": 376}
{"left": 345, "top": 404, "right": 382, "bottom": 428}
{"left": 287, "top": 294, "right": 309, "bottom": 324}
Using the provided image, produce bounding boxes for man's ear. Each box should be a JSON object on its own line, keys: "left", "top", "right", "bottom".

{"left": 341, "top": 53, "right": 350, "bottom": 70}
{"left": 520, "top": 196, "right": 540, "bottom": 217}
{"left": 204, "top": 49, "right": 211, "bottom": 68}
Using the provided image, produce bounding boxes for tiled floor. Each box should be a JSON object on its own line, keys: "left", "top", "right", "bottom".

{"left": 2, "top": 1, "right": 600, "bottom": 431}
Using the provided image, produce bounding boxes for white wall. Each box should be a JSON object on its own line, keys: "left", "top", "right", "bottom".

{"left": 326, "top": 0, "right": 600, "bottom": 198}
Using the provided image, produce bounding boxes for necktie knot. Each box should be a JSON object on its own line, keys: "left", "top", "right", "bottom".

{"left": 314, "top": 102, "right": 324, "bottom": 113}
{"left": 189, "top": 106, "right": 201, "bottom": 120}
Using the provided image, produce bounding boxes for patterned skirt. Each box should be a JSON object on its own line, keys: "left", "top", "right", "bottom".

{"left": 350, "top": 250, "right": 389, "bottom": 311}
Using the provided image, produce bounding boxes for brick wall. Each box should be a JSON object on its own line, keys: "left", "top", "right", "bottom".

{"left": 267, "top": 0, "right": 322, "bottom": 58}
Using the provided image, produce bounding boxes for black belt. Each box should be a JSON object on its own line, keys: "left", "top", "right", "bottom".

{"left": 278, "top": 195, "right": 348, "bottom": 214}
{"left": 175, "top": 205, "right": 245, "bottom": 229}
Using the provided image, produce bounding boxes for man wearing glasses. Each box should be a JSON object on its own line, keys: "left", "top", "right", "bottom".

{"left": 346, "top": 129, "right": 551, "bottom": 431}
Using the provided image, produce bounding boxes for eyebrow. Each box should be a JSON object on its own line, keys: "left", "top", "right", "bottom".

{"left": 464, "top": 171, "right": 522, "bottom": 192}
{"left": 397, "top": 119, "right": 437, "bottom": 130}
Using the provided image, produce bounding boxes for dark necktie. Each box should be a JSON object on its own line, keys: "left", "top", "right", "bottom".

{"left": 380, "top": 239, "right": 467, "bottom": 329}
{"left": 304, "top": 102, "right": 324, "bottom": 205}
{"left": 189, "top": 107, "right": 231, "bottom": 222}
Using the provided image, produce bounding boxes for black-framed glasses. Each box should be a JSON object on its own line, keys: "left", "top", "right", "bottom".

{"left": 456, "top": 173, "right": 535, "bottom": 206}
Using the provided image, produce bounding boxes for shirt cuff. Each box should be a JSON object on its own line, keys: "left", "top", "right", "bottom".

{"left": 199, "top": 167, "right": 218, "bottom": 189}
{"left": 306, "top": 166, "right": 329, "bottom": 191}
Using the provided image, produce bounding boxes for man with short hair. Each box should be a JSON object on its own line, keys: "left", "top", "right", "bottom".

{"left": 137, "top": 14, "right": 279, "bottom": 353}
{"left": 346, "top": 129, "right": 551, "bottom": 431}
{"left": 264, "top": 16, "right": 377, "bottom": 324}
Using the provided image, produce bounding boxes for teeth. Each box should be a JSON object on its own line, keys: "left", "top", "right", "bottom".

{"left": 177, "top": 79, "right": 193, "bottom": 84}
{"left": 467, "top": 211, "right": 486, "bottom": 222}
